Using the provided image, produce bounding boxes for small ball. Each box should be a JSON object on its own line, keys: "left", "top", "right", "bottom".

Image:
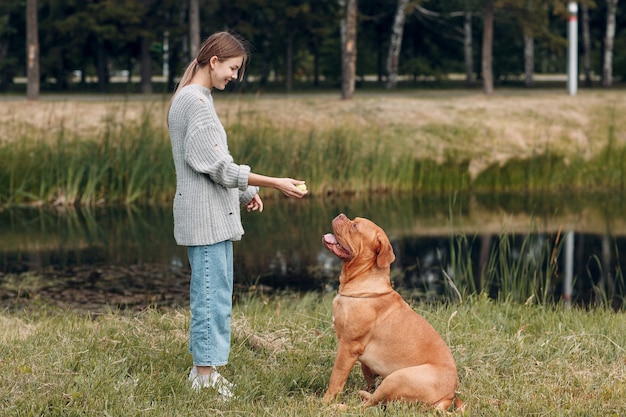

{"left": 296, "top": 183, "right": 307, "bottom": 191}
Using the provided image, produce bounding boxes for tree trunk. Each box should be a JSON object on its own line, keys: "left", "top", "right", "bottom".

{"left": 140, "top": 36, "right": 153, "bottom": 94}
{"left": 385, "top": 0, "right": 409, "bottom": 89}
{"left": 341, "top": 0, "right": 357, "bottom": 100}
{"left": 581, "top": 3, "right": 592, "bottom": 87}
{"left": 96, "top": 40, "right": 109, "bottom": 92}
{"left": 523, "top": 35, "right": 534, "bottom": 87}
{"left": 463, "top": 10, "right": 474, "bottom": 85}
{"left": 1, "top": 38, "right": 14, "bottom": 92}
{"left": 481, "top": 0, "right": 494, "bottom": 95}
{"left": 286, "top": 32, "right": 293, "bottom": 92}
{"left": 26, "top": 0, "right": 39, "bottom": 100}
{"left": 602, "top": 0, "right": 618, "bottom": 87}
{"left": 313, "top": 49, "right": 320, "bottom": 86}
{"left": 189, "top": 0, "right": 200, "bottom": 59}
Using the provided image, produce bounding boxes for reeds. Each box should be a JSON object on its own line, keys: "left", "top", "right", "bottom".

{"left": 1, "top": 99, "right": 625, "bottom": 207}
{"left": 0, "top": 109, "right": 174, "bottom": 207}
{"left": 443, "top": 225, "right": 625, "bottom": 309}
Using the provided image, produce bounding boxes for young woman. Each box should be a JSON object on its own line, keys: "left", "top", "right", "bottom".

{"left": 168, "top": 31, "right": 307, "bottom": 397}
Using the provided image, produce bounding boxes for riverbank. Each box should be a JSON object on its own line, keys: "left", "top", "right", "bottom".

{"left": 1, "top": 89, "right": 625, "bottom": 171}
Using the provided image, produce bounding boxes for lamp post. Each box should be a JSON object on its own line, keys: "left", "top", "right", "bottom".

{"left": 567, "top": 2, "right": 578, "bottom": 95}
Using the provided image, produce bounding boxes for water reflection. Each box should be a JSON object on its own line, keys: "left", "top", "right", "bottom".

{"left": 1, "top": 192, "right": 625, "bottom": 309}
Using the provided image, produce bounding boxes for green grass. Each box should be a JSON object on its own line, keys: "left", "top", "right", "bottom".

{"left": 1, "top": 294, "right": 626, "bottom": 416}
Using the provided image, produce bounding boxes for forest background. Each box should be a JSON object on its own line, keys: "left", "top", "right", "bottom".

{"left": 2, "top": 0, "right": 625, "bottom": 97}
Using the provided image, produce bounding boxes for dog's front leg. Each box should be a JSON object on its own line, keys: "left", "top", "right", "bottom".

{"left": 322, "top": 344, "right": 361, "bottom": 403}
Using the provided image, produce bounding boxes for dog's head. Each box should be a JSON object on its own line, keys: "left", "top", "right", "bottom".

{"left": 322, "top": 213, "right": 395, "bottom": 269}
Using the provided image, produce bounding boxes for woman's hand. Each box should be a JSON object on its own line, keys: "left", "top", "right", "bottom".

{"left": 273, "top": 178, "right": 308, "bottom": 198}
{"left": 246, "top": 194, "right": 264, "bottom": 212}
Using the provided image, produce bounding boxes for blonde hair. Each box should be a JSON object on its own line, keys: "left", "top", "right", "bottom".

{"left": 169, "top": 31, "right": 249, "bottom": 108}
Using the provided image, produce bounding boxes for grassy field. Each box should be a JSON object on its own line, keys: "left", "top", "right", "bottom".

{"left": 1, "top": 293, "right": 625, "bottom": 416}
{"left": 1, "top": 90, "right": 626, "bottom": 206}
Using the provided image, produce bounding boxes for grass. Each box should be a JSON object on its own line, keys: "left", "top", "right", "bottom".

{"left": 1, "top": 90, "right": 626, "bottom": 206}
{"left": 1, "top": 293, "right": 626, "bottom": 416}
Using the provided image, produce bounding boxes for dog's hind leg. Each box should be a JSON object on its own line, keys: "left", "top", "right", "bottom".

{"left": 359, "top": 365, "right": 457, "bottom": 409}
{"left": 360, "top": 363, "right": 378, "bottom": 392}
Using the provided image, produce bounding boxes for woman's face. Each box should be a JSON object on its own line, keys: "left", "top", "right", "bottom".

{"left": 210, "top": 56, "right": 244, "bottom": 90}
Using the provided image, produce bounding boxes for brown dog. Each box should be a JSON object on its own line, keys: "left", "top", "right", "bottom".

{"left": 322, "top": 213, "right": 464, "bottom": 412}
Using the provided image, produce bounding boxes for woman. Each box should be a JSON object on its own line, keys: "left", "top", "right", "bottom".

{"left": 168, "top": 31, "right": 307, "bottom": 397}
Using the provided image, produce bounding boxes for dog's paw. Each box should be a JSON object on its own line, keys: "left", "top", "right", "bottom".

{"left": 358, "top": 390, "right": 373, "bottom": 402}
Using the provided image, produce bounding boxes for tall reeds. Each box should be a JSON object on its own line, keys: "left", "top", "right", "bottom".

{"left": 0, "top": 109, "right": 174, "bottom": 207}
{"left": 1, "top": 101, "right": 625, "bottom": 207}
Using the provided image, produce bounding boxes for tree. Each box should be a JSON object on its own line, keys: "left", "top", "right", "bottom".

{"left": 412, "top": 1, "right": 479, "bottom": 86}
{"left": 481, "top": 0, "right": 494, "bottom": 94}
{"left": 341, "top": 0, "right": 358, "bottom": 99}
{"left": 505, "top": 0, "right": 548, "bottom": 87}
{"left": 189, "top": 0, "right": 200, "bottom": 59}
{"left": 581, "top": 2, "right": 592, "bottom": 86}
{"left": 463, "top": 7, "right": 474, "bottom": 84}
{"left": 139, "top": 36, "right": 153, "bottom": 94}
{"left": 602, "top": 0, "right": 619, "bottom": 87}
{"left": 26, "top": 0, "right": 39, "bottom": 99}
{"left": 0, "top": 1, "right": 22, "bottom": 92}
{"left": 386, "top": 0, "right": 409, "bottom": 89}
{"left": 283, "top": 1, "right": 315, "bottom": 92}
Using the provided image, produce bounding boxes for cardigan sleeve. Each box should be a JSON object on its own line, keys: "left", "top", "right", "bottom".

{"left": 239, "top": 186, "right": 259, "bottom": 205}
{"left": 183, "top": 120, "right": 251, "bottom": 192}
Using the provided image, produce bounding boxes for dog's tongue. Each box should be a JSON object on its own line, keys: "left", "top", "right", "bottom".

{"left": 323, "top": 233, "right": 352, "bottom": 261}
{"left": 323, "top": 233, "right": 337, "bottom": 245}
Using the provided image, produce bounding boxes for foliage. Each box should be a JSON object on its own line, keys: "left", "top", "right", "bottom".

{"left": 1, "top": 0, "right": 624, "bottom": 92}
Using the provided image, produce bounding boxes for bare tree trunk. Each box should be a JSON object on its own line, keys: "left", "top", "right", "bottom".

{"left": 0, "top": 39, "right": 13, "bottom": 91}
{"left": 481, "top": 0, "right": 494, "bottom": 95}
{"left": 463, "top": 10, "right": 474, "bottom": 85}
{"left": 581, "top": 3, "right": 592, "bottom": 87}
{"left": 313, "top": 50, "right": 320, "bottom": 86}
{"left": 386, "top": 0, "right": 409, "bottom": 89}
{"left": 189, "top": 0, "right": 200, "bottom": 59}
{"left": 286, "top": 32, "right": 293, "bottom": 92}
{"left": 602, "top": 0, "right": 618, "bottom": 87}
{"left": 96, "top": 40, "right": 110, "bottom": 92}
{"left": 26, "top": 0, "right": 39, "bottom": 100}
{"left": 140, "top": 37, "right": 153, "bottom": 94}
{"left": 258, "top": 37, "right": 271, "bottom": 86}
{"left": 524, "top": 35, "right": 534, "bottom": 87}
{"left": 341, "top": 0, "right": 357, "bottom": 99}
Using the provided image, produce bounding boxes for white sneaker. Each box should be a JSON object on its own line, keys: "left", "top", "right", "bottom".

{"left": 189, "top": 366, "right": 235, "bottom": 398}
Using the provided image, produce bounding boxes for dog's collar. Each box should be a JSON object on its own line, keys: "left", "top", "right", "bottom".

{"left": 338, "top": 290, "right": 392, "bottom": 298}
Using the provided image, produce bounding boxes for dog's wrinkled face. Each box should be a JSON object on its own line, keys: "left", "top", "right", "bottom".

{"left": 323, "top": 213, "right": 395, "bottom": 269}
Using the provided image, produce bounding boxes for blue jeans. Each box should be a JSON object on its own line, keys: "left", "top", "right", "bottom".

{"left": 187, "top": 242, "right": 233, "bottom": 367}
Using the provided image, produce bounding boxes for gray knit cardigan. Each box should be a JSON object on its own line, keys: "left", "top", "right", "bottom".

{"left": 168, "top": 84, "right": 259, "bottom": 246}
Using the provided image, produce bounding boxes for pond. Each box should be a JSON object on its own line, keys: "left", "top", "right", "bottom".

{"left": 1, "top": 192, "right": 626, "bottom": 311}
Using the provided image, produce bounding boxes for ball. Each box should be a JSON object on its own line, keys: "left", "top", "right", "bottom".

{"left": 296, "top": 183, "right": 307, "bottom": 191}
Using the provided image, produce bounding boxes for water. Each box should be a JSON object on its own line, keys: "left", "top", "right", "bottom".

{"left": 1, "top": 192, "right": 625, "bottom": 310}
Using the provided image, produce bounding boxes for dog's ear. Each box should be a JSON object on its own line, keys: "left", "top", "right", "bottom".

{"left": 376, "top": 233, "right": 395, "bottom": 268}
